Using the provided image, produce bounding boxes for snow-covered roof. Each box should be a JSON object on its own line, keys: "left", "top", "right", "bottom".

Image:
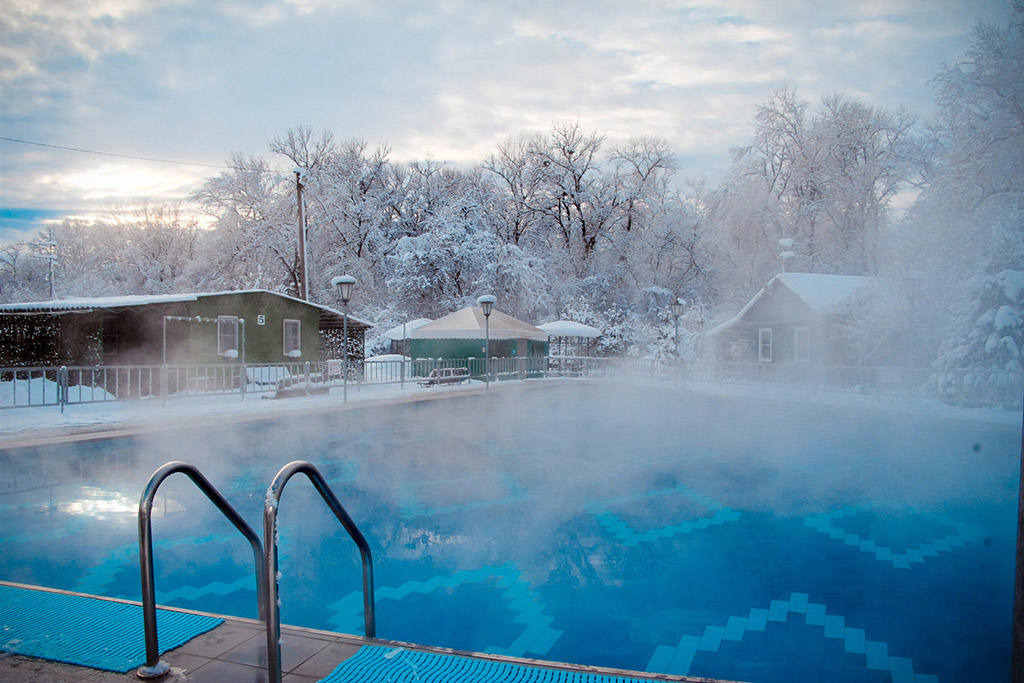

{"left": 0, "top": 293, "right": 201, "bottom": 311}
{"left": 409, "top": 306, "right": 548, "bottom": 341}
{"left": 709, "top": 273, "right": 876, "bottom": 336}
{"left": 382, "top": 318, "right": 432, "bottom": 341}
{"left": 0, "top": 290, "right": 373, "bottom": 327}
{"left": 537, "top": 320, "right": 602, "bottom": 338}
{"left": 774, "top": 273, "right": 874, "bottom": 316}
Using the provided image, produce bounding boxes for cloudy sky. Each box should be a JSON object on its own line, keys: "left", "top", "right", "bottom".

{"left": 0, "top": 0, "right": 1013, "bottom": 242}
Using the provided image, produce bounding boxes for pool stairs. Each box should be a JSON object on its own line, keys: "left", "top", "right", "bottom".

{"left": 0, "top": 459, "right": 736, "bottom": 683}
{"left": 138, "top": 460, "right": 375, "bottom": 682}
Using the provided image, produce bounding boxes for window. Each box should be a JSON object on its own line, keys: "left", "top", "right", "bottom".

{"left": 217, "top": 316, "right": 238, "bottom": 357}
{"left": 758, "top": 328, "right": 773, "bottom": 363}
{"left": 829, "top": 324, "right": 845, "bottom": 339}
{"left": 283, "top": 319, "right": 301, "bottom": 357}
{"left": 101, "top": 315, "right": 124, "bottom": 355}
{"left": 794, "top": 326, "right": 810, "bottom": 363}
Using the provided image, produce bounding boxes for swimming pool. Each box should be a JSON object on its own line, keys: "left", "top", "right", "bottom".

{"left": 0, "top": 383, "right": 1018, "bottom": 682}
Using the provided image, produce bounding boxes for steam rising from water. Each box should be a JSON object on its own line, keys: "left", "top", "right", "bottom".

{"left": 0, "top": 381, "right": 1018, "bottom": 677}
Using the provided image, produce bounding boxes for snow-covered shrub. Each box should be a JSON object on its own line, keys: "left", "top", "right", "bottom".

{"left": 932, "top": 270, "right": 1024, "bottom": 407}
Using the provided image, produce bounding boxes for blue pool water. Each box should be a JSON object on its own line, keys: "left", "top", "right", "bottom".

{"left": 0, "top": 384, "right": 1019, "bottom": 682}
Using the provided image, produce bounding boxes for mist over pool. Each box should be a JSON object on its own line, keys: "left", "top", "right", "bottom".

{"left": 0, "top": 382, "right": 1018, "bottom": 682}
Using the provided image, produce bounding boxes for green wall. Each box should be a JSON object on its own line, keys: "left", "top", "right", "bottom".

{"left": 99, "top": 292, "right": 332, "bottom": 365}
{"left": 182, "top": 292, "right": 322, "bottom": 364}
{"left": 527, "top": 340, "right": 549, "bottom": 357}
{"left": 410, "top": 338, "right": 548, "bottom": 360}
{"left": 6, "top": 291, "right": 365, "bottom": 366}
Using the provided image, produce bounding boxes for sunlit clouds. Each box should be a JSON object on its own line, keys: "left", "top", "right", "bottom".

{"left": 0, "top": 0, "right": 1013, "bottom": 240}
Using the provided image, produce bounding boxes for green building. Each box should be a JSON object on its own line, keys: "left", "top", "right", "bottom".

{"left": 0, "top": 290, "right": 372, "bottom": 366}
{"left": 408, "top": 305, "right": 548, "bottom": 361}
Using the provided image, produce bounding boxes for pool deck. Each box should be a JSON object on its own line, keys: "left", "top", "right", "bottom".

{"left": 0, "top": 378, "right": 564, "bottom": 450}
{"left": 0, "top": 583, "right": 736, "bottom": 682}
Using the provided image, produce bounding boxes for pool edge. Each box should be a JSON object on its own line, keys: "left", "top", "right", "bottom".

{"left": 0, "top": 580, "right": 741, "bottom": 683}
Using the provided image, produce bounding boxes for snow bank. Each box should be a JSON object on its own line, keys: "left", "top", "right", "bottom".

{"left": 0, "top": 376, "right": 115, "bottom": 408}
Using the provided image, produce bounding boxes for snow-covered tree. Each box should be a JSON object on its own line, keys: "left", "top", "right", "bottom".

{"left": 933, "top": 270, "right": 1024, "bottom": 406}
{"left": 899, "top": 5, "right": 1024, "bottom": 403}
{"left": 191, "top": 153, "right": 295, "bottom": 293}
{"left": 724, "top": 89, "right": 915, "bottom": 277}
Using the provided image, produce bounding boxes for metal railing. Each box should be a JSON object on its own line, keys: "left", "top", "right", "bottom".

{"left": 136, "top": 462, "right": 266, "bottom": 679}
{"left": 263, "top": 461, "right": 375, "bottom": 683}
{"left": 4, "top": 357, "right": 1021, "bottom": 410}
{"left": 627, "top": 359, "right": 1023, "bottom": 407}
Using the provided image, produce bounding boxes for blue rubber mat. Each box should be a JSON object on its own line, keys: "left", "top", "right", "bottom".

{"left": 320, "top": 645, "right": 655, "bottom": 682}
{"left": 0, "top": 584, "right": 223, "bottom": 672}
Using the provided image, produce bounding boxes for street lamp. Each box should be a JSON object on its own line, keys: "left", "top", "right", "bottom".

{"left": 332, "top": 275, "right": 356, "bottom": 403}
{"left": 670, "top": 298, "right": 685, "bottom": 359}
{"left": 477, "top": 294, "right": 496, "bottom": 389}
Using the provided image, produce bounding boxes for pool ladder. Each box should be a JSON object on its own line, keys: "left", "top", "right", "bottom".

{"left": 136, "top": 460, "right": 375, "bottom": 683}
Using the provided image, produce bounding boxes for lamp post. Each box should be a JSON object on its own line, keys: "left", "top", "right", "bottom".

{"left": 332, "top": 275, "right": 356, "bottom": 403}
{"left": 477, "top": 295, "right": 496, "bottom": 389}
{"left": 670, "top": 298, "right": 685, "bottom": 390}
{"left": 670, "top": 298, "right": 685, "bottom": 359}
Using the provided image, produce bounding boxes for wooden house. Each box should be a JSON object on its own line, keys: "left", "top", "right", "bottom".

{"left": 708, "top": 273, "right": 911, "bottom": 366}
{"left": 0, "top": 290, "right": 372, "bottom": 367}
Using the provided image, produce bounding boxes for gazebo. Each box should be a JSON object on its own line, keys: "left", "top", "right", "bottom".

{"left": 382, "top": 318, "right": 432, "bottom": 356}
{"left": 538, "top": 320, "right": 602, "bottom": 357}
{"left": 408, "top": 306, "right": 548, "bottom": 360}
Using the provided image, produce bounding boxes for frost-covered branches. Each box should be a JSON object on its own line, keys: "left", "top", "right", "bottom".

{"left": 725, "top": 89, "right": 916, "bottom": 277}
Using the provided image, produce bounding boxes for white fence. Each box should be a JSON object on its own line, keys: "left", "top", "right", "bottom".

{"left": 2, "top": 358, "right": 1020, "bottom": 411}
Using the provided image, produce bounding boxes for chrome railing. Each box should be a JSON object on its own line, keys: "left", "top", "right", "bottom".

{"left": 263, "top": 461, "right": 375, "bottom": 683}
{"left": 136, "top": 462, "right": 266, "bottom": 679}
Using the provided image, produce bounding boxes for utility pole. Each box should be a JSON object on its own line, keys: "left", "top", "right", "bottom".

{"left": 294, "top": 169, "right": 309, "bottom": 301}
{"left": 30, "top": 227, "right": 58, "bottom": 299}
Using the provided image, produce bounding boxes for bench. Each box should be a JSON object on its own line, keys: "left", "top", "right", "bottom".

{"left": 418, "top": 367, "right": 470, "bottom": 387}
{"left": 266, "top": 382, "right": 330, "bottom": 400}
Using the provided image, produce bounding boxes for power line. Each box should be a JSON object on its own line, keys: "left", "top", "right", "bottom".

{"left": 0, "top": 135, "right": 229, "bottom": 169}
{"left": 0, "top": 135, "right": 253, "bottom": 172}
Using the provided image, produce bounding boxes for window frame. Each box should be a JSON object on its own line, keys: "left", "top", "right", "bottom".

{"left": 283, "top": 318, "right": 301, "bottom": 357}
{"left": 217, "top": 316, "right": 239, "bottom": 357}
{"left": 758, "top": 327, "right": 773, "bottom": 363}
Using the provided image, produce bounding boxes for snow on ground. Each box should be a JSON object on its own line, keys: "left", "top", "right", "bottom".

{"left": 0, "top": 379, "right": 496, "bottom": 442}
{"left": 0, "top": 375, "right": 1017, "bottom": 444}
{"left": 0, "top": 376, "right": 115, "bottom": 408}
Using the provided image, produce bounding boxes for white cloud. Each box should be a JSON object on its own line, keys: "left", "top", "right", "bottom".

{"left": 0, "top": 0, "right": 1015, "bottom": 241}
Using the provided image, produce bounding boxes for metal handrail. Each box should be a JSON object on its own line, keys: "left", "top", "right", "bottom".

{"left": 263, "top": 460, "right": 375, "bottom": 683}
{"left": 136, "top": 462, "right": 266, "bottom": 679}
